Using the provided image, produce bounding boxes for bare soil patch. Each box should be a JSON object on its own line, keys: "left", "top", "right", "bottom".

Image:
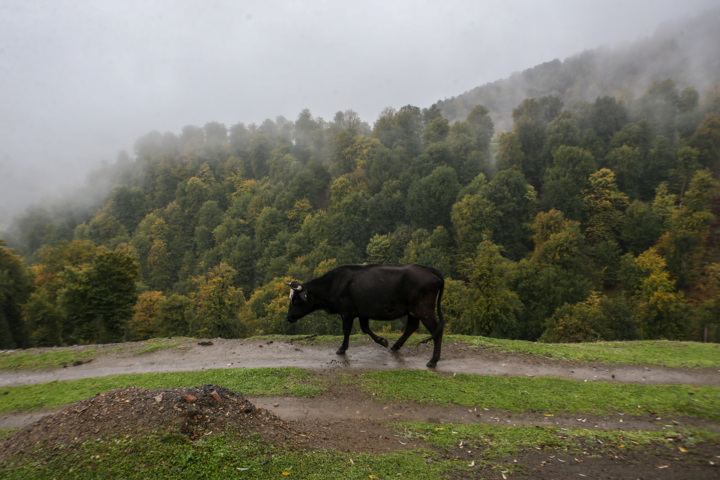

{"left": 0, "top": 384, "right": 422, "bottom": 464}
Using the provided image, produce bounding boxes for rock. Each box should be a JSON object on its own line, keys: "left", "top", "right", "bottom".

{"left": 182, "top": 395, "right": 198, "bottom": 403}
{"left": 153, "top": 395, "right": 163, "bottom": 402}
{"left": 210, "top": 390, "right": 222, "bottom": 403}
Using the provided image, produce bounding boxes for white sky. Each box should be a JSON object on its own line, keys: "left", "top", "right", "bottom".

{"left": 0, "top": 0, "right": 718, "bottom": 225}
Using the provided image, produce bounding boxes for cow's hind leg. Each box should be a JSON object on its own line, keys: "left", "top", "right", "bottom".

{"left": 336, "top": 316, "right": 354, "bottom": 354}
{"left": 419, "top": 316, "right": 443, "bottom": 368}
{"left": 391, "top": 315, "right": 419, "bottom": 351}
{"left": 359, "top": 317, "right": 389, "bottom": 348}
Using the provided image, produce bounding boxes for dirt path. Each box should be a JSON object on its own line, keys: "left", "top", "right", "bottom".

{"left": 2, "top": 337, "right": 719, "bottom": 433}
{"left": 2, "top": 337, "right": 718, "bottom": 388}
{"left": 2, "top": 339, "right": 719, "bottom": 479}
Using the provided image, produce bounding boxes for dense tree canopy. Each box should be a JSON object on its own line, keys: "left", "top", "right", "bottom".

{"left": 2, "top": 77, "right": 720, "bottom": 347}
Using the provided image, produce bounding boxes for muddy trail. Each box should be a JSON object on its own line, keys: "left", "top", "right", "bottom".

{"left": 2, "top": 382, "right": 718, "bottom": 479}
{"left": 2, "top": 337, "right": 718, "bottom": 388}
{"left": 2, "top": 338, "right": 719, "bottom": 479}
{"left": 1, "top": 337, "right": 719, "bottom": 433}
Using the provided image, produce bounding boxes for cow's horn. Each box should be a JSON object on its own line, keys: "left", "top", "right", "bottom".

{"left": 284, "top": 281, "right": 303, "bottom": 292}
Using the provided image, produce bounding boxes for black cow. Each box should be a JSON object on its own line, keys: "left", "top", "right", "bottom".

{"left": 284, "top": 264, "right": 445, "bottom": 367}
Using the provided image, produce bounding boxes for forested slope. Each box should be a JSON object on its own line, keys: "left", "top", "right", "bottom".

{"left": 2, "top": 78, "right": 720, "bottom": 350}
{"left": 438, "top": 11, "right": 720, "bottom": 129}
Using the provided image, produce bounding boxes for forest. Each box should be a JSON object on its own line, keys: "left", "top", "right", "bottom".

{"left": 1, "top": 76, "right": 720, "bottom": 350}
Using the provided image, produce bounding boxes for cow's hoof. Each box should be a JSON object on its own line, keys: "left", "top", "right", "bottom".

{"left": 390, "top": 345, "right": 400, "bottom": 352}
{"left": 379, "top": 337, "right": 389, "bottom": 348}
{"left": 336, "top": 348, "right": 347, "bottom": 355}
{"left": 426, "top": 360, "right": 437, "bottom": 368}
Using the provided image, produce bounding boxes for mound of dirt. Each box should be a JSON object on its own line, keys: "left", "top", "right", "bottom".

{"left": 0, "top": 385, "right": 297, "bottom": 461}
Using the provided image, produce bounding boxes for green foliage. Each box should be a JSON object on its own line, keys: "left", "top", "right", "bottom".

{"left": 541, "top": 292, "right": 638, "bottom": 343}
{"left": 621, "top": 200, "right": 662, "bottom": 255}
{"left": 0, "top": 240, "right": 31, "bottom": 349}
{"left": 190, "top": 263, "right": 243, "bottom": 338}
{"left": 59, "top": 251, "right": 139, "bottom": 344}
{"left": 583, "top": 169, "right": 629, "bottom": 245}
{"left": 405, "top": 165, "right": 460, "bottom": 230}
{"left": 662, "top": 169, "right": 717, "bottom": 288}
{"left": 7, "top": 78, "right": 720, "bottom": 348}
{"left": 456, "top": 240, "right": 522, "bottom": 337}
{"left": 541, "top": 145, "right": 597, "bottom": 221}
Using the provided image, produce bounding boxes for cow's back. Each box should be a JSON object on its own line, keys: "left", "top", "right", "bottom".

{"left": 327, "top": 264, "right": 443, "bottom": 320}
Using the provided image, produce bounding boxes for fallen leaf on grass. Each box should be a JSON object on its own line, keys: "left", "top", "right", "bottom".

{"left": 679, "top": 447, "right": 688, "bottom": 453}
{"left": 468, "top": 460, "right": 475, "bottom": 467}
{"left": 658, "top": 465, "right": 669, "bottom": 469}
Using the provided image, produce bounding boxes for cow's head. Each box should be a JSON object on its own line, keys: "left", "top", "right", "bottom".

{"left": 284, "top": 280, "right": 317, "bottom": 323}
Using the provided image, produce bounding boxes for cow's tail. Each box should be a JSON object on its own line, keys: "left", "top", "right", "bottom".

{"left": 420, "top": 269, "right": 445, "bottom": 345}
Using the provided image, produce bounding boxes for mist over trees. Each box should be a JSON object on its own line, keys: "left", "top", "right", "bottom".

{"left": 2, "top": 16, "right": 720, "bottom": 348}
{"left": 438, "top": 12, "right": 720, "bottom": 130}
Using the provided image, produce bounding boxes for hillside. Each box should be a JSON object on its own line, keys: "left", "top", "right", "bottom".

{"left": 1, "top": 15, "right": 720, "bottom": 350}
{"left": 437, "top": 10, "right": 720, "bottom": 129}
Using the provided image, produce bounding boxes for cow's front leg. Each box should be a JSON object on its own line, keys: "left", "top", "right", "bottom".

{"left": 391, "top": 314, "right": 419, "bottom": 351}
{"left": 359, "top": 317, "right": 389, "bottom": 348}
{"left": 336, "top": 315, "right": 354, "bottom": 354}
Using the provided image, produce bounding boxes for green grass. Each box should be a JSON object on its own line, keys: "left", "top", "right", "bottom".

{"left": 395, "top": 422, "right": 718, "bottom": 462}
{"left": 0, "top": 349, "right": 96, "bottom": 371}
{"left": 134, "top": 337, "right": 189, "bottom": 355}
{"left": 0, "top": 429, "right": 18, "bottom": 441}
{"left": 358, "top": 370, "right": 720, "bottom": 420}
{"left": 0, "top": 430, "right": 452, "bottom": 479}
{"left": 458, "top": 337, "right": 720, "bottom": 368}
{"left": 0, "top": 367, "right": 323, "bottom": 414}
{"left": 2, "top": 424, "right": 716, "bottom": 479}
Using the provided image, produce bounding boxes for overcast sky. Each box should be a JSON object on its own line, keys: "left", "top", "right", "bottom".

{"left": 1, "top": 0, "right": 718, "bottom": 225}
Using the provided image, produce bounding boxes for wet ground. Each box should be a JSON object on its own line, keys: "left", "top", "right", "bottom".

{"left": 1, "top": 337, "right": 719, "bottom": 479}
{"left": 2, "top": 337, "right": 718, "bottom": 388}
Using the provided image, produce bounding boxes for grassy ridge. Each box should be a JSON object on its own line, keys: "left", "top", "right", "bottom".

{"left": 0, "top": 367, "right": 321, "bottom": 414}
{"left": 0, "top": 349, "right": 97, "bottom": 371}
{"left": 359, "top": 371, "right": 720, "bottom": 420}
{"left": 458, "top": 337, "right": 720, "bottom": 368}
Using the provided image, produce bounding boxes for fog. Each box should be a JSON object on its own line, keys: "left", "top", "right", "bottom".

{"left": 1, "top": 0, "right": 718, "bottom": 227}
